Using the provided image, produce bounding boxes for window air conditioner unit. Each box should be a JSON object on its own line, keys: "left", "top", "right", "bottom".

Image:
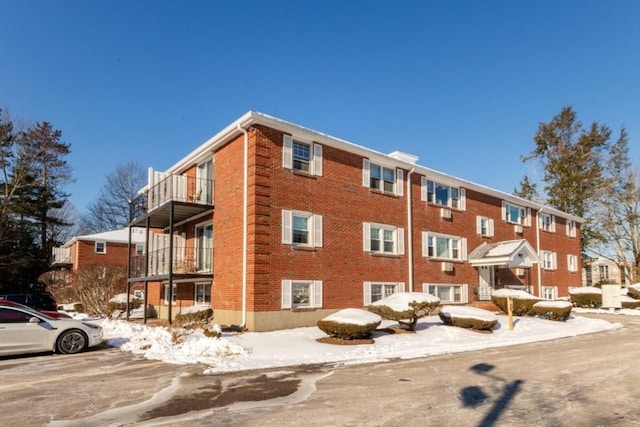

{"left": 441, "top": 262, "right": 454, "bottom": 272}
{"left": 514, "top": 224, "right": 523, "bottom": 234}
{"left": 440, "top": 208, "right": 452, "bottom": 219}
{"left": 515, "top": 268, "right": 525, "bottom": 277}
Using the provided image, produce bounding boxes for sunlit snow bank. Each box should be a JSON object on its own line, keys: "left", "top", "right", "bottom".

{"left": 100, "top": 314, "right": 622, "bottom": 374}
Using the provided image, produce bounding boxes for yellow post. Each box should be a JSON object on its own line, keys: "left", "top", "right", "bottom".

{"left": 507, "top": 295, "right": 514, "bottom": 331}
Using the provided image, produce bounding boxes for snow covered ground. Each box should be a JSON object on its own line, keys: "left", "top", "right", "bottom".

{"left": 84, "top": 308, "right": 636, "bottom": 375}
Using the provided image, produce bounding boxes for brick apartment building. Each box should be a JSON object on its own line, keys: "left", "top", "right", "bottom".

{"left": 127, "top": 111, "right": 583, "bottom": 331}
{"left": 51, "top": 228, "right": 146, "bottom": 288}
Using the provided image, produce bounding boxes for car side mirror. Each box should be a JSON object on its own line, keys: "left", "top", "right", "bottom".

{"left": 28, "top": 316, "right": 41, "bottom": 324}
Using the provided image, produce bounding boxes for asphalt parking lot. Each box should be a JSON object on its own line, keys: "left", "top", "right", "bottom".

{"left": 0, "top": 313, "right": 638, "bottom": 426}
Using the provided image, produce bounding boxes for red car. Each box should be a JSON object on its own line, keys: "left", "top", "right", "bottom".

{"left": 0, "top": 299, "right": 72, "bottom": 319}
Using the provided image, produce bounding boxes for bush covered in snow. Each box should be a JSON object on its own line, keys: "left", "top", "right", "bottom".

{"left": 367, "top": 292, "right": 440, "bottom": 331}
{"left": 627, "top": 284, "right": 640, "bottom": 300}
{"left": 439, "top": 306, "right": 498, "bottom": 331}
{"left": 530, "top": 301, "right": 573, "bottom": 321}
{"left": 491, "top": 288, "right": 541, "bottom": 316}
{"left": 621, "top": 295, "right": 640, "bottom": 309}
{"left": 317, "top": 309, "right": 382, "bottom": 340}
{"left": 174, "top": 305, "right": 214, "bottom": 328}
{"left": 107, "top": 294, "right": 143, "bottom": 317}
{"left": 569, "top": 287, "right": 602, "bottom": 308}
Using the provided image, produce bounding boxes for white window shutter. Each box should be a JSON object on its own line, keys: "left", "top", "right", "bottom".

{"left": 488, "top": 219, "right": 495, "bottom": 237}
{"left": 398, "top": 282, "right": 405, "bottom": 292}
{"left": 501, "top": 201, "right": 507, "bottom": 221}
{"left": 313, "top": 214, "right": 323, "bottom": 247}
{"left": 421, "top": 176, "right": 428, "bottom": 201}
{"left": 396, "top": 169, "right": 404, "bottom": 196}
{"left": 459, "top": 188, "right": 466, "bottom": 211}
{"left": 526, "top": 207, "right": 531, "bottom": 226}
{"left": 362, "top": 159, "right": 370, "bottom": 188}
{"left": 282, "top": 210, "right": 292, "bottom": 244}
{"left": 422, "top": 231, "right": 429, "bottom": 257}
{"left": 551, "top": 215, "right": 556, "bottom": 232}
{"left": 461, "top": 238, "right": 468, "bottom": 261}
{"left": 313, "top": 281, "right": 323, "bottom": 308}
{"left": 422, "top": 283, "right": 429, "bottom": 293}
{"left": 363, "top": 222, "right": 371, "bottom": 252}
{"left": 363, "top": 282, "right": 372, "bottom": 305}
{"left": 313, "top": 143, "right": 323, "bottom": 176}
{"left": 462, "top": 284, "right": 469, "bottom": 303}
{"left": 567, "top": 254, "right": 572, "bottom": 271}
{"left": 281, "top": 280, "right": 292, "bottom": 309}
{"left": 476, "top": 216, "right": 482, "bottom": 235}
{"left": 397, "top": 227, "right": 405, "bottom": 255}
{"left": 283, "top": 135, "right": 293, "bottom": 169}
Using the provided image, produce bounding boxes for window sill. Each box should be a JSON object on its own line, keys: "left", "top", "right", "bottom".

{"left": 370, "top": 252, "right": 403, "bottom": 259}
{"left": 291, "top": 170, "right": 317, "bottom": 179}
{"left": 368, "top": 189, "right": 400, "bottom": 198}
{"left": 292, "top": 245, "right": 317, "bottom": 252}
{"left": 290, "top": 307, "right": 317, "bottom": 312}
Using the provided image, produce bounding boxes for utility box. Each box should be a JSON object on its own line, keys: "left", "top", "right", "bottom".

{"left": 601, "top": 284, "right": 622, "bottom": 309}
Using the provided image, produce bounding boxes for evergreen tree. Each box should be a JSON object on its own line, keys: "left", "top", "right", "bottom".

{"left": 513, "top": 175, "right": 540, "bottom": 202}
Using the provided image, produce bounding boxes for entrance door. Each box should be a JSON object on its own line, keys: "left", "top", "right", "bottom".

{"left": 478, "top": 266, "right": 494, "bottom": 300}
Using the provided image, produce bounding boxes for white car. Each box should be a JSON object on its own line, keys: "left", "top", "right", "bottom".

{"left": 0, "top": 304, "right": 103, "bottom": 356}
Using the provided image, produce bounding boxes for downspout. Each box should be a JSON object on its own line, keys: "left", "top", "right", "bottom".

{"left": 237, "top": 124, "right": 249, "bottom": 328}
{"left": 406, "top": 168, "right": 415, "bottom": 292}
{"left": 536, "top": 208, "right": 543, "bottom": 298}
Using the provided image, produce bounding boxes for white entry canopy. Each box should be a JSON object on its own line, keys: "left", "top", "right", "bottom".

{"left": 468, "top": 240, "right": 538, "bottom": 267}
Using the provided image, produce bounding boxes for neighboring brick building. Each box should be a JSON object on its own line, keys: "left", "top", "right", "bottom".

{"left": 128, "top": 111, "right": 583, "bottom": 331}
{"left": 50, "top": 228, "right": 146, "bottom": 289}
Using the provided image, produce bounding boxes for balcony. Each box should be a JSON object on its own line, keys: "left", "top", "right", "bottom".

{"left": 129, "top": 246, "right": 213, "bottom": 279}
{"left": 51, "top": 247, "right": 72, "bottom": 266}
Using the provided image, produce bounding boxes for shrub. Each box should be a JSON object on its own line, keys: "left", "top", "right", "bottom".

{"left": 530, "top": 301, "right": 573, "bottom": 321}
{"left": 627, "top": 286, "right": 640, "bottom": 300}
{"left": 438, "top": 307, "right": 498, "bottom": 331}
{"left": 317, "top": 308, "right": 381, "bottom": 340}
{"left": 491, "top": 289, "right": 541, "bottom": 316}
{"left": 174, "top": 307, "right": 214, "bottom": 328}
{"left": 569, "top": 288, "right": 602, "bottom": 308}
{"left": 107, "top": 298, "right": 142, "bottom": 315}
{"left": 367, "top": 292, "right": 440, "bottom": 331}
{"left": 621, "top": 297, "right": 640, "bottom": 309}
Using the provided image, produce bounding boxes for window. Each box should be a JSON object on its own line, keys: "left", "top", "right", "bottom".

{"left": 502, "top": 202, "right": 530, "bottom": 225}
{"left": 566, "top": 220, "right": 577, "bottom": 237}
{"left": 539, "top": 213, "right": 556, "bottom": 232}
{"left": 362, "top": 160, "right": 404, "bottom": 196}
{"left": 567, "top": 254, "right": 578, "bottom": 272}
{"left": 541, "top": 251, "right": 557, "bottom": 270}
{"left": 135, "top": 244, "right": 144, "bottom": 256}
{"left": 281, "top": 280, "right": 323, "bottom": 309}
{"left": 476, "top": 216, "right": 494, "bottom": 237}
{"left": 599, "top": 265, "right": 609, "bottom": 280}
{"left": 422, "top": 232, "right": 467, "bottom": 261}
{"left": 542, "top": 286, "right": 557, "bottom": 300}
{"left": 421, "top": 178, "right": 466, "bottom": 210}
{"left": 423, "top": 283, "right": 469, "bottom": 304}
{"left": 282, "top": 210, "right": 323, "bottom": 247}
{"left": 95, "top": 241, "right": 106, "bottom": 254}
{"left": 282, "top": 135, "right": 323, "bottom": 176}
{"left": 194, "top": 283, "right": 211, "bottom": 305}
{"left": 196, "top": 159, "right": 213, "bottom": 204}
{"left": 195, "top": 222, "right": 213, "bottom": 271}
{"left": 364, "top": 282, "right": 405, "bottom": 305}
{"left": 363, "top": 223, "right": 404, "bottom": 255}
{"left": 164, "top": 283, "right": 177, "bottom": 305}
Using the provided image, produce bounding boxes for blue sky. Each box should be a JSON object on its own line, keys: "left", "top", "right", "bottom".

{"left": 1, "top": 0, "right": 638, "bottom": 215}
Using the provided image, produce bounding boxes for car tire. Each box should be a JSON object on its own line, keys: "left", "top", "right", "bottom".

{"left": 56, "top": 329, "right": 88, "bottom": 354}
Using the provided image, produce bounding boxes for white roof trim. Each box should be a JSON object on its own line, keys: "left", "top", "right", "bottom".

{"left": 469, "top": 240, "right": 539, "bottom": 267}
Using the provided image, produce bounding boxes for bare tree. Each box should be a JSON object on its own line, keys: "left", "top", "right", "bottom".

{"left": 82, "top": 161, "right": 147, "bottom": 232}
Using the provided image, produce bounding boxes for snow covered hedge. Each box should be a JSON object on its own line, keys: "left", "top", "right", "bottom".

{"left": 367, "top": 292, "right": 440, "bottom": 331}
{"left": 174, "top": 305, "right": 214, "bottom": 328}
{"left": 491, "top": 289, "right": 541, "bottom": 316}
{"left": 439, "top": 306, "right": 498, "bottom": 331}
{"left": 569, "top": 287, "right": 602, "bottom": 308}
{"left": 627, "top": 284, "right": 640, "bottom": 300}
{"left": 107, "top": 294, "right": 143, "bottom": 317}
{"left": 621, "top": 295, "right": 640, "bottom": 309}
{"left": 529, "top": 301, "right": 573, "bottom": 322}
{"left": 317, "top": 309, "right": 382, "bottom": 340}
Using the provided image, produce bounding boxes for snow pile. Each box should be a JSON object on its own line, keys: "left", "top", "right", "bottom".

{"left": 534, "top": 300, "right": 573, "bottom": 309}
{"left": 370, "top": 292, "right": 439, "bottom": 311}
{"left": 569, "top": 287, "right": 602, "bottom": 295}
{"left": 440, "top": 305, "right": 497, "bottom": 321}
{"left": 177, "top": 305, "right": 213, "bottom": 315}
{"left": 321, "top": 308, "right": 381, "bottom": 325}
{"left": 109, "top": 293, "right": 140, "bottom": 303}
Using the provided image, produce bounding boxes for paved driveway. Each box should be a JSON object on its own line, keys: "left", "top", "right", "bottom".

{"left": 0, "top": 313, "right": 638, "bottom": 426}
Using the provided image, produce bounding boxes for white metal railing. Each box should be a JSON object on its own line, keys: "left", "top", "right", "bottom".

{"left": 147, "top": 170, "right": 214, "bottom": 212}
{"left": 51, "top": 247, "right": 71, "bottom": 264}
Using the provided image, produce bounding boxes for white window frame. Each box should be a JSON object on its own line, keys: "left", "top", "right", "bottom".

{"left": 476, "top": 216, "right": 494, "bottom": 237}
{"left": 567, "top": 254, "right": 578, "bottom": 272}
{"left": 95, "top": 241, "right": 106, "bottom": 254}
{"left": 195, "top": 220, "right": 213, "bottom": 272}
{"left": 135, "top": 243, "right": 144, "bottom": 256}
{"left": 541, "top": 251, "right": 558, "bottom": 270}
{"left": 422, "top": 232, "right": 467, "bottom": 261}
{"left": 542, "top": 286, "right": 558, "bottom": 300}
{"left": 163, "top": 283, "right": 177, "bottom": 305}
{"left": 421, "top": 177, "right": 466, "bottom": 210}
{"left": 281, "top": 280, "right": 323, "bottom": 309}
{"left": 282, "top": 210, "right": 323, "bottom": 247}
{"left": 194, "top": 282, "right": 211, "bottom": 306}
{"left": 283, "top": 135, "right": 323, "bottom": 176}
{"left": 363, "top": 222, "right": 404, "bottom": 255}
{"left": 502, "top": 201, "right": 531, "bottom": 226}
{"left": 539, "top": 213, "right": 556, "bottom": 232}
{"left": 363, "top": 281, "right": 405, "bottom": 305}
{"left": 566, "top": 220, "right": 577, "bottom": 237}
{"left": 423, "top": 283, "right": 469, "bottom": 304}
{"left": 362, "top": 159, "right": 404, "bottom": 196}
